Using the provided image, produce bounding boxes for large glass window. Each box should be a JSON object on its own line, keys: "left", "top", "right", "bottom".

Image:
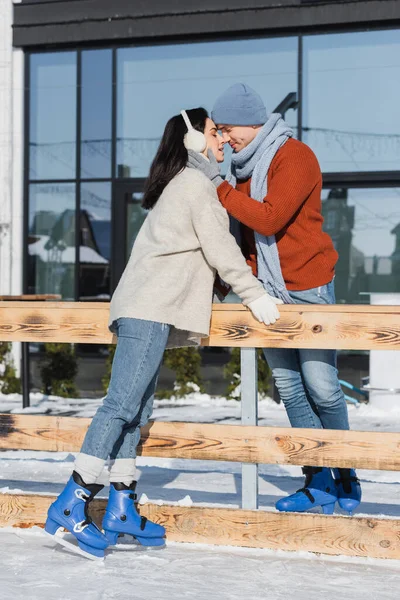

{"left": 322, "top": 188, "right": 400, "bottom": 303}
{"left": 81, "top": 50, "right": 113, "bottom": 179}
{"left": 30, "top": 52, "right": 77, "bottom": 180}
{"left": 303, "top": 30, "right": 400, "bottom": 172}
{"left": 117, "top": 37, "right": 298, "bottom": 177}
{"left": 79, "top": 182, "right": 111, "bottom": 300}
{"left": 25, "top": 33, "right": 400, "bottom": 398}
{"left": 28, "top": 183, "right": 76, "bottom": 299}
{"left": 26, "top": 33, "right": 400, "bottom": 306}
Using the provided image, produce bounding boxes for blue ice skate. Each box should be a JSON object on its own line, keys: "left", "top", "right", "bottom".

{"left": 102, "top": 482, "right": 166, "bottom": 547}
{"left": 332, "top": 468, "right": 361, "bottom": 514}
{"left": 276, "top": 467, "right": 338, "bottom": 514}
{"left": 44, "top": 471, "right": 109, "bottom": 560}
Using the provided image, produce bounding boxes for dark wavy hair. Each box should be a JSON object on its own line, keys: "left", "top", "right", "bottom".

{"left": 142, "top": 107, "right": 208, "bottom": 209}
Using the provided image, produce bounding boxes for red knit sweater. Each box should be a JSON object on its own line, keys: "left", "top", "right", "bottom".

{"left": 217, "top": 138, "right": 338, "bottom": 291}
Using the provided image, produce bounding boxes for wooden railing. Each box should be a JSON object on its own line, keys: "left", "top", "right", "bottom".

{"left": 1, "top": 301, "right": 400, "bottom": 559}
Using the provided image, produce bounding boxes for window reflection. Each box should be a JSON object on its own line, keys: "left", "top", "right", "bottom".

{"left": 30, "top": 52, "right": 77, "bottom": 180}
{"left": 81, "top": 50, "right": 112, "bottom": 178}
{"left": 79, "top": 182, "right": 111, "bottom": 300}
{"left": 303, "top": 30, "right": 400, "bottom": 172}
{"left": 117, "top": 37, "right": 298, "bottom": 177}
{"left": 126, "top": 193, "right": 147, "bottom": 260}
{"left": 28, "top": 183, "right": 76, "bottom": 299}
{"left": 322, "top": 188, "right": 400, "bottom": 303}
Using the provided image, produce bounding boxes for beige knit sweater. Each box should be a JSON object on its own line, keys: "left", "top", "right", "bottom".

{"left": 109, "top": 168, "right": 265, "bottom": 347}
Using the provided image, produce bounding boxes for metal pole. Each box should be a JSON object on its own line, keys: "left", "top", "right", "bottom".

{"left": 21, "top": 341, "right": 30, "bottom": 408}
{"left": 240, "top": 347, "right": 258, "bottom": 509}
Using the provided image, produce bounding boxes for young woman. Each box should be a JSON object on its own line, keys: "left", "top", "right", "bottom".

{"left": 44, "top": 107, "right": 283, "bottom": 560}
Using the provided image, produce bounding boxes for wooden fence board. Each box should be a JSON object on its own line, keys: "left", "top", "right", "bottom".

{"left": 1, "top": 414, "right": 400, "bottom": 471}
{"left": 0, "top": 414, "right": 88, "bottom": 453}
{"left": 207, "top": 305, "right": 400, "bottom": 349}
{"left": 1, "top": 301, "right": 400, "bottom": 349}
{"left": 0, "top": 301, "right": 114, "bottom": 345}
{"left": 1, "top": 493, "right": 399, "bottom": 560}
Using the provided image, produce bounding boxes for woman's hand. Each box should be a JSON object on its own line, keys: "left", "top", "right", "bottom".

{"left": 187, "top": 149, "right": 224, "bottom": 188}
{"left": 247, "top": 293, "right": 283, "bottom": 325}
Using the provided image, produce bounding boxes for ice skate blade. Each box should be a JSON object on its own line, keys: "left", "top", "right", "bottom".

{"left": 114, "top": 534, "right": 166, "bottom": 550}
{"left": 43, "top": 528, "right": 105, "bottom": 561}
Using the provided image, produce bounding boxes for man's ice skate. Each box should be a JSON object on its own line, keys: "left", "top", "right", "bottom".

{"left": 332, "top": 468, "right": 362, "bottom": 514}
{"left": 102, "top": 482, "right": 166, "bottom": 547}
{"left": 44, "top": 471, "right": 109, "bottom": 560}
{"left": 275, "top": 467, "right": 338, "bottom": 514}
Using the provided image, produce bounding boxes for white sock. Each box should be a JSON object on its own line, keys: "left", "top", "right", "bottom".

{"left": 74, "top": 453, "right": 106, "bottom": 485}
{"left": 109, "top": 458, "right": 137, "bottom": 486}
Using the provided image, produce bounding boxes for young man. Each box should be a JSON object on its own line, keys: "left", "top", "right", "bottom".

{"left": 188, "top": 83, "right": 361, "bottom": 515}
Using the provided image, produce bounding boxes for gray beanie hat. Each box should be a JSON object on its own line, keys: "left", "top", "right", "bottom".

{"left": 211, "top": 83, "right": 267, "bottom": 126}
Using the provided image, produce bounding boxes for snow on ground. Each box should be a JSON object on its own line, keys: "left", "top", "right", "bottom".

{"left": 2, "top": 528, "right": 400, "bottom": 600}
{"left": 1, "top": 391, "right": 400, "bottom": 598}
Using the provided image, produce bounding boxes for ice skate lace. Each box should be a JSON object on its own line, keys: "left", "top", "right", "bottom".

{"left": 74, "top": 488, "right": 96, "bottom": 531}
{"left": 73, "top": 521, "right": 89, "bottom": 533}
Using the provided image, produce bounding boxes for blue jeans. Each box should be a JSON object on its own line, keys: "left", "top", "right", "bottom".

{"left": 263, "top": 281, "right": 349, "bottom": 430}
{"left": 80, "top": 318, "right": 170, "bottom": 460}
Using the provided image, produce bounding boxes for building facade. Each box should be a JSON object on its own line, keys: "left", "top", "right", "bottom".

{"left": 1, "top": 0, "right": 400, "bottom": 392}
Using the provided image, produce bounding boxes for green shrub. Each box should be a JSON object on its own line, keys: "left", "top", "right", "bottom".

{"left": 160, "top": 347, "right": 205, "bottom": 398}
{"left": 101, "top": 345, "right": 205, "bottom": 399}
{"left": 0, "top": 342, "right": 21, "bottom": 394}
{"left": 224, "top": 348, "right": 271, "bottom": 400}
{"left": 40, "top": 343, "right": 79, "bottom": 398}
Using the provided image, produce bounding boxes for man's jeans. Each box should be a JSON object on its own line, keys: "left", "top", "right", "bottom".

{"left": 80, "top": 318, "right": 170, "bottom": 460}
{"left": 263, "top": 280, "right": 349, "bottom": 430}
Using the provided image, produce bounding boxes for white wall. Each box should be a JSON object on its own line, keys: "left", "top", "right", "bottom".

{"left": 0, "top": 0, "right": 13, "bottom": 293}
{"left": 11, "top": 46, "right": 24, "bottom": 298}
{"left": 0, "top": 0, "right": 23, "bottom": 298}
{"left": 0, "top": 1, "right": 24, "bottom": 375}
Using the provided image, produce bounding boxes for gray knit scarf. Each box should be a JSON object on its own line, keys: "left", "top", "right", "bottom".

{"left": 226, "top": 114, "right": 294, "bottom": 303}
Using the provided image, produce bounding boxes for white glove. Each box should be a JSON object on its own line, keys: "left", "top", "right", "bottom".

{"left": 247, "top": 293, "right": 283, "bottom": 325}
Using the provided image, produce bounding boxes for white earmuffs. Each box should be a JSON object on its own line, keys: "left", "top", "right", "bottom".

{"left": 180, "top": 110, "right": 207, "bottom": 153}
